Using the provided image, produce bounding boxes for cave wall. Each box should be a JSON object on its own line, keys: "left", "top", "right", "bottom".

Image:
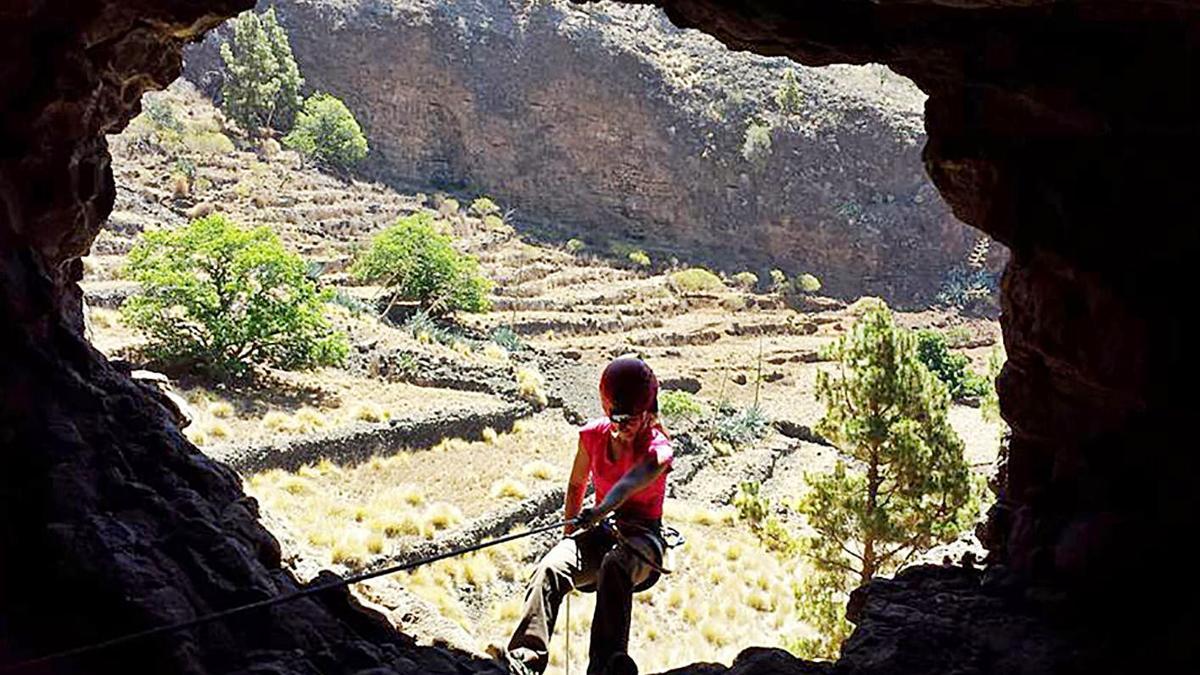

{"left": 3, "top": 0, "right": 1199, "bottom": 672}
{"left": 184, "top": 0, "right": 991, "bottom": 307}
{"left": 0, "top": 1, "right": 485, "bottom": 672}
{"left": 623, "top": 0, "right": 1199, "bottom": 663}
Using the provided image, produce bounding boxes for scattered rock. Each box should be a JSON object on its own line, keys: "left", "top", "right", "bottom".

{"left": 660, "top": 375, "right": 702, "bottom": 393}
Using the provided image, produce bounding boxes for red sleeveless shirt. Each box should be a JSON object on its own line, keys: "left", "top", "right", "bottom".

{"left": 579, "top": 418, "right": 673, "bottom": 520}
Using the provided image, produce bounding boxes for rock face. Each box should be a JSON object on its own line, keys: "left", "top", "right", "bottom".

{"left": 0, "top": 1, "right": 494, "bottom": 673}
{"left": 4, "top": 0, "right": 1200, "bottom": 673}
{"left": 184, "top": 0, "right": 993, "bottom": 307}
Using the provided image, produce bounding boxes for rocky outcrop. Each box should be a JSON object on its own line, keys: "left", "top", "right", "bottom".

{"left": 184, "top": 0, "right": 996, "bottom": 307}
{"left": 5, "top": 0, "right": 1200, "bottom": 673}
{"left": 0, "top": 1, "right": 498, "bottom": 672}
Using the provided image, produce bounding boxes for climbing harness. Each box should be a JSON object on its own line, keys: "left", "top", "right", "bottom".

{"left": 0, "top": 518, "right": 576, "bottom": 674}
{"left": 603, "top": 520, "right": 685, "bottom": 576}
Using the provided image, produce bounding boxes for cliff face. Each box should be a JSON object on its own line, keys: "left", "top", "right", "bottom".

{"left": 185, "top": 0, "right": 990, "bottom": 307}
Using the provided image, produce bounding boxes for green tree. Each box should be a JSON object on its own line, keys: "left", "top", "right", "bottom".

{"left": 980, "top": 345, "right": 1006, "bottom": 424}
{"left": 915, "top": 329, "right": 990, "bottom": 401}
{"left": 219, "top": 8, "right": 303, "bottom": 133}
{"left": 122, "top": 214, "right": 347, "bottom": 378}
{"left": 775, "top": 68, "right": 804, "bottom": 116}
{"left": 794, "top": 304, "right": 977, "bottom": 657}
{"left": 351, "top": 213, "right": 491, "bottom": 315}
{"left": 732, "top": 271, "right": 759, "bottom": 291}
{"left": 796, "top": 273, "right": 822, "bottom": 294}
{"left": 283, "top": 93, "right": 369, "bottom": 169}
{"left": 769, "top": 269, "right": 788, "bottom": 292}
{"left": 742, "top": 120, "right": 773, "bottom": 170}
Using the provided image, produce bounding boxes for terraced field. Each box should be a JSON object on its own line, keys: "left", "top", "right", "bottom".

{"left": 83, "top": 81, "right": 1005, "bottom": 674}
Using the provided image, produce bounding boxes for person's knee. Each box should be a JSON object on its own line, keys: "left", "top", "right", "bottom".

{"left": 532, "top": 555, "right": 572, "bottom": 589}
{"left": 599, "top": 549, "right": 632, "bottom": 580}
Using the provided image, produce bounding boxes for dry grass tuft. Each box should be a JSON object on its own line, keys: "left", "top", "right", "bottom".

{"left": 205, "top": 421, "right": 231, "bottom": 440}
{"left": 424, "top": 502, "right": 464, "bottom": 533}
{"left": 522, "top": 460, "right": 557, "bottom": 481}
{"left": 208, "top": 400, "right": 234, "bottom": 418}
{"left": 483, "top": 343, "right": 509, "bottom": 362}
{"left": 516, "top": 367, "right": 548, "bottom": 408}
{"left": 490, "top": 478, "right": 530, "bottom": 500}
{"left": 352, "top": 402, "right": 389, "bottom": 423}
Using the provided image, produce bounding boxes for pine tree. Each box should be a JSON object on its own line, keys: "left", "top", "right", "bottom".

{"left": 219, "top": 8, "right": 304, "bottom": 134}
{"left": 775, "top": 68, "right": 804, "bottom": 116}
{"left": 791, "top": 302, "right": 978, "bottom": 657}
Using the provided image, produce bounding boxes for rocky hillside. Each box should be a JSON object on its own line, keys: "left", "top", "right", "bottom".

{"left": 183, "top": 0, "right": 1001, "bottom": 308}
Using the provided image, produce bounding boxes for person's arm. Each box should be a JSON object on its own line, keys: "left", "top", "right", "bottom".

{"left": 563, "top": 438, "right": 590, "bottom": 535}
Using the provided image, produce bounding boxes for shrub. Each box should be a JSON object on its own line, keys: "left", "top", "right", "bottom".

{"left": 704, "top": 404, "right": 769, "bottom": 451}
{"left": 219, "top": 8, "right": 303, "bottom": 133}
{"left": 775, "top": 68, "right": 804, "bottom": 116}
{"left": 628, "top": 250, "right": 651, "bottom": 268}
{"left": 847, "top": 296, "right": 887, "bottom": 316}
{"left": 742, "top": 120, "right": 773, "bottom": 169}
{"left": 121, "top": 214, "right": 348, "bottom": 378}
{"left": 352, "top": 213, "right": 491, "bottom": 315}
{"left": 516, "top": 367, "right": 548, "bottom": 408}
{"left": 470, "top": 196, "right": 499, "bottom": 216}
{"left": 490, "top": 325, "right": 522, "bottom": 351}
{"left": 283, "top": 93, "right": 368, "bottom": 169}
{"left": 566, "top": 238, "right": 585, "bottom": 254}
{"left": 980, "top": 346, "right": 1006, "bottom": 424}
{"left": 732, "top": 271, "right": 759, "bottom": 291}
{"left": 937, "top": 266, "right": 999, "bottom": 309}
{"left": 659, "top": 390, "right": 703, "bottom": 422}
{"left": 669, "top": 267, "right": 724, "bottom": 294}
{"left": 144, "top": 96, "right": 183, "bottom": 133}
{"left": 183, "top": 131, "right": 235, "bottom": 155}
{"left": 769, "top": 269, "right": 788, "bottom": 292}
{"left": 796, "top": 273, "right": 821, "bottom": 294}
{"left": 733, "top": 481, "right": 799, "bottom": 556}
{"left": 915, "top": 329, "right": 991, "bottom": 401}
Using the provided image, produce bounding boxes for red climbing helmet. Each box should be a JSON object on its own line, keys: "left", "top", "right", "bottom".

{"left": 599, "top": 356, "right": 658, "bottom": 418}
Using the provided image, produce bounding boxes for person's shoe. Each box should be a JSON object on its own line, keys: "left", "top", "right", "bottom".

{"left": 604, "top": 652, "right": 638, "bottom": 675}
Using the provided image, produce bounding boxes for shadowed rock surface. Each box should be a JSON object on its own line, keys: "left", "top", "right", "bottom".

{"left": 2, "top": 0, "right": 1198, "bottom": 673}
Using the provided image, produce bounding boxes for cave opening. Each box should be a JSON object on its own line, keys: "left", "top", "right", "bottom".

{"left": 3, "top": 0, "right": 1198, "bottom": 674}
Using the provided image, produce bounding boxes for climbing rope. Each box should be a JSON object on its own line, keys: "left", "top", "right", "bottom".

{"left": 0, "top": 518, "right": 575, "bottom": 674}
{"left": 565, "top": 590, "right": 572, "bottom": 675}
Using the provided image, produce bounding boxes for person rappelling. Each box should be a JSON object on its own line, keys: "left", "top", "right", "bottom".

{"left": 503, "top": 356, "right": 674, "bottom": 675}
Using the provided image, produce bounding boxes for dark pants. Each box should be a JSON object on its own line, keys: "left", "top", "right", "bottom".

{"left": 507, "top": 522, "right": 664, "bottom": 674}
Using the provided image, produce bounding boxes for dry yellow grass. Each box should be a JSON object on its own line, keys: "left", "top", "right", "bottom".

{"left": 208, "top": 401, "right": 234, "bottom": 418}
{"left": 483, "top": 343, "right": 509, "bottom": 362}
{"left": 516, "top": 367, "right": 549, "bottom": 407}
{"left": 352, "top": 402, "right": 389, "bottom": 422}
{"left": 490, "top": 478, "right": 530, "bottom": 500}
{"left": 205, "top": 420, "right": 231, "bottom": 440}
{"left": 523, "top": 460, "right": 557, "bottom": 481}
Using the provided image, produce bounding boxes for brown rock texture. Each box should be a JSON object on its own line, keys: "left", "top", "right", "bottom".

{"left": 4, "top": 0, "right": 1200, "bottom": 673}
{"left": 0, "top": 1, "right": 494, "bottom": 672}
{"left": 184, "top": 0, "right": 991, "bottom": 307}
